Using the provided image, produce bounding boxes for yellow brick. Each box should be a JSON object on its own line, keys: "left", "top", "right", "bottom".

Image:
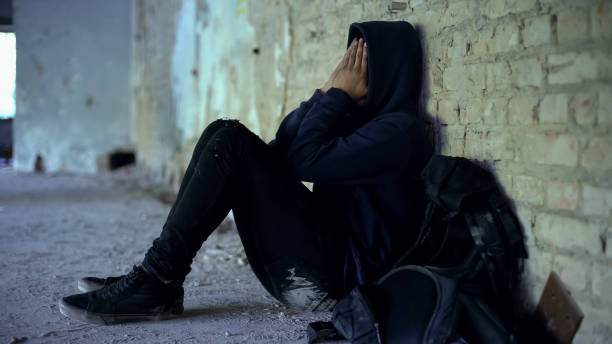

{"left": 598, "top": 87, "right": 612, "bottom": 125}
{"left": 515, "top": 205, "right": 533, "bottom": 232}
{"left": 438, "top": 99, "right": 459, "bottom": 124}
{"left": 488, "top": 20, "right": 519, "bottom": 54}
{"left": 540, "top": 94, "right": 568, "bottom": 123}
{"left": 444, "top": 64, "right": 484, "bottom": 92}
{"left": 483, "top": 97, "right": 508, "bottom": 125}
{"left": 442, "top": 126, "right": 466, "bottom": 156}
{"left": 592, "top": 2, "right": 612, "bottom": 38}
{"left": 520, "top": 133, "right": 578, "bottom": 166}
{"left": 570, "top": 93, "right": 597, "bottom": 127}
{"left": 592, "top": 262, "right": 612, "bottom": 298}
{"left": 547, "top": 181, "right": 579, "bottom": 210}
{"left": 483, "top": 0, "right": 537, "bottom": 18}
{"left": 534, "top": 213, "right": 602, "bottom": 255}
{"left": 513, "top": 175, "right": 545, "bottom": 206}
{"left": 557, "top": 8, "right": 589, "bottom": 43}
{"left": 511, "top": 57, "right": 543, "bottom": 88}
{"left": 523, "top": 15, "right": 552, "bottom": 47}
{"left": 442, "top": 0, "right": 473, "bottom": 27}
{"left": 443, "top": 65, "right": 464, "bottom": 91}
{"left": 448, "top": 31, "right": 467, "bottom": 60}
{"left": 462, "top": 99, "right": 483, "bottom": 124}
{"left": 483, "top": 0, "right": 507, "bottom": 18}
{"left": 553, "top": 255, "right": 589, "bottom": 292}
{"left": 509, "top": 95, "right": 539, "bottom": 124}
{"left": 582, "top": 136, "right": 612, "bottom": 169}
{"left": 548, "top": 52, "right": 598, "bottom": 84}
{"left": 465, "top": 129, "right": 514, "bottom": 160}
{"left": 596, "top": 50, "right": 612, "bottom": 79}
{"left": 486, "top": 62, "right": 512, "bottom": 90}
{"left": 583, "top": 184, "right": 612, "bottom": 217}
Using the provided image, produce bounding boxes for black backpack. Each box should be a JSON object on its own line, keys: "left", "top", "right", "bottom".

{"left": 309, "top": 155, "right": 528, "bottom": 344}
{"left": 395, "top": 155, "right": 527, "bottom": 320}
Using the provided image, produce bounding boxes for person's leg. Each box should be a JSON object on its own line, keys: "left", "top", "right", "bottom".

{"left": 142, "top": 119, "right": 346, "bottom": 305}
{"left": 167, "top": 118, "right": 230, "bottom": 218}
{"left": 75, "top": 119, "right": 233, "bottom": 293}
{"left": 61, "top": 119, "right": 346, "bottom": 324}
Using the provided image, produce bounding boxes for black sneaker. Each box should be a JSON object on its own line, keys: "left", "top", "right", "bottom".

{"left": 59, "top": 265, "right": 184, "bottom": 325}
{"left": 78, "top": 275, "right": 123, "bottom": 292}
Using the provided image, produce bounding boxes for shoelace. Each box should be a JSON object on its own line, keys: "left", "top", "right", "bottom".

{"left": 103, "top": 276, "right": 124, "bottom": 286}
{"left": 97, "top": 266, "right": 145, "bottom": 300}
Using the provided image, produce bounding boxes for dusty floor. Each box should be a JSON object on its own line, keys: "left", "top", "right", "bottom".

{"left": 0, "top": 166, "right": 341, "bottom": 344}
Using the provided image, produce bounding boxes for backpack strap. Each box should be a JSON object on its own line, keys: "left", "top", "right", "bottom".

{"left": 463, "top": 207, "right": 505, "bottom": 299}
{"left": 489, "top": 193, "right": 528, "bottom": 259}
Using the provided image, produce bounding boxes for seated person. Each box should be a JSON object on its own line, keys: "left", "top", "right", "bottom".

{"left": 59, "top": 21, "right": 433, "bottom": 325}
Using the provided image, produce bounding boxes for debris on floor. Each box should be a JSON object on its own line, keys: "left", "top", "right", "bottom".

{"left": 0, "top": 167, "right": 338, "bottom": 343}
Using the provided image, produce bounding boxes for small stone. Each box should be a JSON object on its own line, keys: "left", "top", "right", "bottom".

{"left": 224, "top": 331, "right": 230, "bottom": 337}
{"left": 192, "top": 281, "right": 200, "bottom": 287}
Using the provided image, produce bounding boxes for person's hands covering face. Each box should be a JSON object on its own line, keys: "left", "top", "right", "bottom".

{"left": 321, "top": 38, "right": 368, "bottom": 101}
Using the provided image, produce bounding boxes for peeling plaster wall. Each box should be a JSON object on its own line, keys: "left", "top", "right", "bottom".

{"left": 13, "top": 0, "right": 132, "bottom": 174}
{"left": 131, "top": 0, "right": 182, "bottom": 185}
{"left": 135, "top": 0, "right": 612, "bottom": 341}
{"left": 133, "top": 0, "right": 292, "bottom": 189}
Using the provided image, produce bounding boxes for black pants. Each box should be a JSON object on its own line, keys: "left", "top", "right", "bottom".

{"left": 142, "top": 119, "right": 346, "bottom": 309}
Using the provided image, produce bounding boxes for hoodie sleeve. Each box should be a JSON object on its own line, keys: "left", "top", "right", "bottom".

{"left": 268, "top": 89, "right": 323, "bottom": 153}
{"left": 287, "top": 87, "right": 428, "bottom": 184}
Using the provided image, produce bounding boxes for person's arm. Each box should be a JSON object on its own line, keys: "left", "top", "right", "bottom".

{"left": 268, "top": 89, "right": 323, "bottom": 153}
{"left": 269, "top": 37, "right": 363, "bottom": 153}
{"left": 286, "top": 88, "right": 429, "bottom": 184}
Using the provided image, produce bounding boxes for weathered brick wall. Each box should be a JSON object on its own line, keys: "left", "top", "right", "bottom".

{"left": 134, "top": 0, "right": 611, "bottom": 341}
{"left": 287, "top": 0, "right": 612, "bottom": 341}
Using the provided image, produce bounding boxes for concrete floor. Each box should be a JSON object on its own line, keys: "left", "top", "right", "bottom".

{"left": 0, "top": 166, "right": 336, "bottom": 343}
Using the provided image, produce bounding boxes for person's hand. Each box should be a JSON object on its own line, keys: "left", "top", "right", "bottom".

{"left": 320, "top": 39, "right": 354, "bottom": 94}
{"left": 331, "top": 38, "right": 368, "bottom": 100}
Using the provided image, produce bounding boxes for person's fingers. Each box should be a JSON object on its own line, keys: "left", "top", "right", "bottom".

{"left": 354, "top": 38, "right": 363, "bottom": 69}
{"left": 338, "top": 39, "right": 354, "bottom": 69}
{"left": 347, "top": 40, "right": 357, "bottom": 68}
{"left": 361, "top": 42, "right": 368, "bottom": 76}
{"left": 349, "top": 37, "right": 357, "bottom": 51}
{"left": 340, "top": 41, "right": 352, "bottom": 67}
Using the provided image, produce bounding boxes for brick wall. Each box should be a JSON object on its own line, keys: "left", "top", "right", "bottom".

{"left": 287, "top": 0, "right": 611, "bottom": 341}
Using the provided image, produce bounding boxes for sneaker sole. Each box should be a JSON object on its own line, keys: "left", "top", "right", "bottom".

{"left": 58, "top": 299, "right": 184, "bottom": 325}
{"left": 77, "top": 280, "right": 103, "bottom": 293}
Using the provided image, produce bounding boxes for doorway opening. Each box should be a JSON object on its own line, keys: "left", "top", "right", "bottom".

{"left": 0, "top": 0, "right": 15, "bottom": 167}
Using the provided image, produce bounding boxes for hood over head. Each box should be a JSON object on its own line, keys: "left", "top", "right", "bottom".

{"left": 347, "top": 21, "right": 423, "bottom": 117}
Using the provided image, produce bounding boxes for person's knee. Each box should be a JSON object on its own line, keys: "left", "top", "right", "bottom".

{"left": 202, "top": 119, "right": 243, "bottom": 139}
{"left": 208, "top": 120, "right": 252, "bottom": 153}
{"left": 210, "top": 118, "right": 242, "bottom": 129}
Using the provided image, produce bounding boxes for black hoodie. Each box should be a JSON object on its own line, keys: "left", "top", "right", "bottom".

{"left": 269, "top": 21, "right": 433, "bottom": 291}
